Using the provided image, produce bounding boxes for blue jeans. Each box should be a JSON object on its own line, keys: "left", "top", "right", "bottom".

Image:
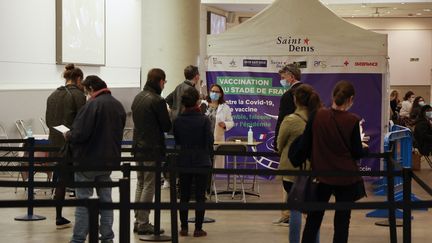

{"left": 71, "top": 172, "right": 114, "bottom": 243}
{"left": 283, "top": 181, "right": 320, "bottom": 243}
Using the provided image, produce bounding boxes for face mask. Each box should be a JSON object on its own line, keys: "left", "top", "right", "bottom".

{"left": 280, "top": 80, "right": 291, "bottom": 89}
{"left": 426, "top": 111, "right": 432, "bottom": 119}
{"left": 209, "top": 92, "right": 220, "bottom": 101}
{"left": 419, "top": 101, "right": 426, "bottom": 106}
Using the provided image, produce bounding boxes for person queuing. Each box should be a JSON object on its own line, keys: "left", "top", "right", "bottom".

{"left": 164, "top": 65, "right": 200, "bottom": 188}
{"left": 131, "top": 68, "right": 172, "bottom": 235}
{"left": 67, "top": 75, "right": 126, "bottom": 243}
{"left": 301, "top": 81, "right": 368, "bottom": 243}
{"left": 173, "top": 88, "right": 214, "bottom": 237}
{"left": 45, "top": 63, "right": 86, "bottom": 229}
{"left": 273, "top": 63, "right": 303, "bottom": 226}
{"left": 202, "top": 84, "right": 234, "bottom": 168}
{"left": 277, "top": 84, "right": 321, "bottom": 243}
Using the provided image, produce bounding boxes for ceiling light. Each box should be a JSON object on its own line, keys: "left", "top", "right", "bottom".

{"left": 423, "top": 9, "right": 431, "bottom": 12}
{"left": 416, "top": 13, "right": 422, "bottom": 16}
{"left": 361, "top": 3, "right": 366, "bottom": 8}
{"left": 401, "top": 2, "right": 405, "bottom": 4}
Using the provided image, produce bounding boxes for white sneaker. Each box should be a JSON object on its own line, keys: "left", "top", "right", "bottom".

{"left": 162, "top": 180, "right": 170, "bottom": 189}
{"left": 272, "top": 216, "right": 289, "bottom": 226}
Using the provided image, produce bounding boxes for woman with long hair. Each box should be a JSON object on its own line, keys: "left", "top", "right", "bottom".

{"left": 277, "top": 84, "right": 321, "bottom": 243}
{"left": 301, "top": 81, "right": 368, "bottom": 243}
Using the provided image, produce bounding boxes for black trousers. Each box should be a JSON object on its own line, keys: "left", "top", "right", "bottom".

{"left": 301, "top": 182, "right": 358, "bottom": 243}
{"left": 179, "top": 171, "right": 209, "bottom": 230}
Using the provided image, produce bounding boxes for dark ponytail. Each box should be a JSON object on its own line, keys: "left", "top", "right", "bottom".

{"left": 294, "top": 84, "right": 322, "bottom": 117}
{"left": 332, "top": 80, "right": 355, "bottom": 106}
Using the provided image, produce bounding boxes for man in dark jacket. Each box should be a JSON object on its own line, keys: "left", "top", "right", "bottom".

{"left": 45, "top": 63, "right": 86, "bottom": 229}
{"left": 67, "top": 75, "right": 126, "bottom": 243}
{"left": 166, "top": 65, "right": 200, "bottom": 122}
{"left": 131, "top": 68, "right": 172, "bottom": 235}
{"left": 272, "top": 63, "right": 302, "bottom": 226}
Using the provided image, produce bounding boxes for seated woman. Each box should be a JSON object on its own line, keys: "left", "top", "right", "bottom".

{"left": 413, "top": 105, "right": 432, "bottom": 156}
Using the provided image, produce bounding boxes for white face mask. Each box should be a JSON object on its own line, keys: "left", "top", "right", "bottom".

{"left": 419, "top": 101, "right": 426, "bottom": 106}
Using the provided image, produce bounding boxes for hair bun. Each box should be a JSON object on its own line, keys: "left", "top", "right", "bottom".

{"left": 65, "top": 63, "right": 75, "bottom": 71}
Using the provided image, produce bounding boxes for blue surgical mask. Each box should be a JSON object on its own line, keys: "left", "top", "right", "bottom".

{"left": 210, "top": 92, "right": 220, "bottom": 101}
{"left": 426, "top": 111, "right": 432, "bottom": 119}
{"left": 280, "top": 80, "right": 291, "bottom": 89}
{"left": 419, "top": 101, "right": 426, "bottom": 106}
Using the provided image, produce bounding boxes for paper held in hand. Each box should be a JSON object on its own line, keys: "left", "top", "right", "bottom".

{"left": 53, "top": 125, "right": 70, "bottom": 134}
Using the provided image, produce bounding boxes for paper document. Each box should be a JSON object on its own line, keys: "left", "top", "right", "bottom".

{"left": 53, "top": 125, "right": 70, "bottom": 134}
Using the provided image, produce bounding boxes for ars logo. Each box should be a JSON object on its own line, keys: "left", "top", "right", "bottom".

{"left": 314, "top": 61, "right": 327, "bottom": 68}
{"left": 229, "top": 59, "right": 237, "bottom": 68}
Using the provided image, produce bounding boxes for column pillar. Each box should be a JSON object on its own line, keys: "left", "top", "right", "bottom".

{"left": 141, "top": 0, "right": 200, "bottom": 96}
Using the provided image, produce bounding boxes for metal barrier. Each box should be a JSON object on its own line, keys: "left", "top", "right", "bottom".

{"left": 1, "top": 138, "right": 432, "bottom": 243}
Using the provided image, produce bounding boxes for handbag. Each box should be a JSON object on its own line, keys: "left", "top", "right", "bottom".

{"left": 287, "top": 169, "right": 318, "bottom": 213}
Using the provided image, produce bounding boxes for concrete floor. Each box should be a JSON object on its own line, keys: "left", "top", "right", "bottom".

{"left": 0, "top": 162, "right": 431, "bottom": 243}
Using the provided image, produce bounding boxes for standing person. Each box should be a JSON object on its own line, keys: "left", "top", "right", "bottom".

{"left": 45, "top": 63, "right": 86, "bottom": 229}
{"left": 202, "top": 84, "right": 234, "bottom": 168}
{"left": 132, "top": 68, "right": 172, "bottom": 235}
{"left": 301, "top": 81, "right": 368, "bottom": 243}
{"left": 173, "top": 88, "right": 213, "bottom": 237}
{"left": 277, "top": 84, "right": 321, "bottom": 243}
{"left": 413, "top": 105, "right": 432, "bottom": 156}
{"left": 164, "top": 65, "right": 200, "bottom": 188}
{"left": 166, "top": 65, "right": 200, "bottom": 122}
{"left": 273, "top": 63, "right": 303, "bottom": 225}
{"left": 67, "top": 75, "right": 126, "bottom": 243}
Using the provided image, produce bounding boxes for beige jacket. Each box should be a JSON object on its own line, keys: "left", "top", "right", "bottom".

{"left": 276, "top": 107, "right": 311, "bottom": 182}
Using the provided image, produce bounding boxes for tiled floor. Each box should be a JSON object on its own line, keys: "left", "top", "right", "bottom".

{"left": 0, "top": 162, "right": 431, "bottom": 243}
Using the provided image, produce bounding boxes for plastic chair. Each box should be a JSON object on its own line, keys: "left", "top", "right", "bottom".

{"left": 226, "top": 136, "right": 260, "bottom": 194}
{"left": 0, "top": 124, "right": 19, "bottom": 176}
{"left": 212, "top": 143, "right": 247, "bottom": 203}
{"left": 39, "top": 117, "right": 49, "bottom": 135}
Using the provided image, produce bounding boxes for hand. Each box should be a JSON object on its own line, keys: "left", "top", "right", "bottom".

{"left": 362, "top": 142, "right": 369, "bottom": 148}
{"left": 218, "top": 121, "right": 226, "bottom": 129}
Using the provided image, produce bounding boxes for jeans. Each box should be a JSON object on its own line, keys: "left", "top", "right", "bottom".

{"left": 178, "top": 171, "right": 209, "bottom": 230}
{"left": 134, "top": 161, "right": 156, "bottom": 226}
{"left": 71, "top": 172, "right": 114, "bottom": 243}
{"left": 283, "top": 180, "right": 320, "bottom": 243}
{"left": 301, "top": 182, "right": 357, "bottom": 243}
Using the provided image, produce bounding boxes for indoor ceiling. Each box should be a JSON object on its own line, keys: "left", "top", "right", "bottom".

{"left": 202, "top": 1, "right": 432, "bottom": 18}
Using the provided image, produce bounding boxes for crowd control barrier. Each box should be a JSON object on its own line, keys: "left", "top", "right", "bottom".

{"left": 2, "top": 138, "right": 432, "bottom": 243}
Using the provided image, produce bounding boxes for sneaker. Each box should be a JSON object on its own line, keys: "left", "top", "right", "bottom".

{"left": 179, "top": 228, "right": 188, "bottom": 236}
{"left": 272, "top": 216, "right": 289, "bottom": 226}
{"left": 162, "top": 180, "right": 170, "bottom": 189}
{"left": 56, "top": 217, "right": 72, "bottom": 229}
{"left": 193, "top": 229, "right": 207, "bottom": 237}
{"left": 136, "top": 223, "right": 165, "bottom": 235}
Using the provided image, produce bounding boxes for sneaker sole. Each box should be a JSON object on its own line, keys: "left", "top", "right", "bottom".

{"left": 56, "top": 223, "right": 72, "bottom": 229}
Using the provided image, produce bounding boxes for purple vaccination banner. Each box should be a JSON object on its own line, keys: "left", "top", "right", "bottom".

{"left": 207, "top": 71, "right": 382, "bottom": 173}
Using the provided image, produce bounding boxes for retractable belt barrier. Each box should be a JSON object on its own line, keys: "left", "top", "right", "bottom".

{"left": 1, "top": 138, "right": 432, "bottom": 243}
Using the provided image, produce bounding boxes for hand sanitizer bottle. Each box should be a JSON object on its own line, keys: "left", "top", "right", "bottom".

{"left": 247, "top": 126, "right": 253, "bottom": 144}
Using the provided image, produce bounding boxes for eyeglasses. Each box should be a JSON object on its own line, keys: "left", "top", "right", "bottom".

{"left": 211, "top": 90, "right": 221, "bottom": 93}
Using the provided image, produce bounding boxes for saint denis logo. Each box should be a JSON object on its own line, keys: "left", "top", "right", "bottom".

{"left": 276, "top": 36, "right": 315, "bottom": 53}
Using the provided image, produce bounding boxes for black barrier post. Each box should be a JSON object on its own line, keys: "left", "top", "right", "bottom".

{"left": 140, "top": 158, "right": 171, "bottom": 241}
{"left": 169, "top": 155, "right": 179, "bottom": 243}
{"left": 15, "top": 137, "right": 46, "bottom": 221}
{"left": 122, "top": 162, "right": 131, "bottom": 179}
{"left": 387, "top": 156, "right": 398, "bottom": 243}
{"left": 119, "top": 178, "right": 131, "bottom": 243}
{"left": 402, "top": 168, "right": 412, "bottom": 243}
{"left": 88, "top": 199, "right": 100, "bottom": 243}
